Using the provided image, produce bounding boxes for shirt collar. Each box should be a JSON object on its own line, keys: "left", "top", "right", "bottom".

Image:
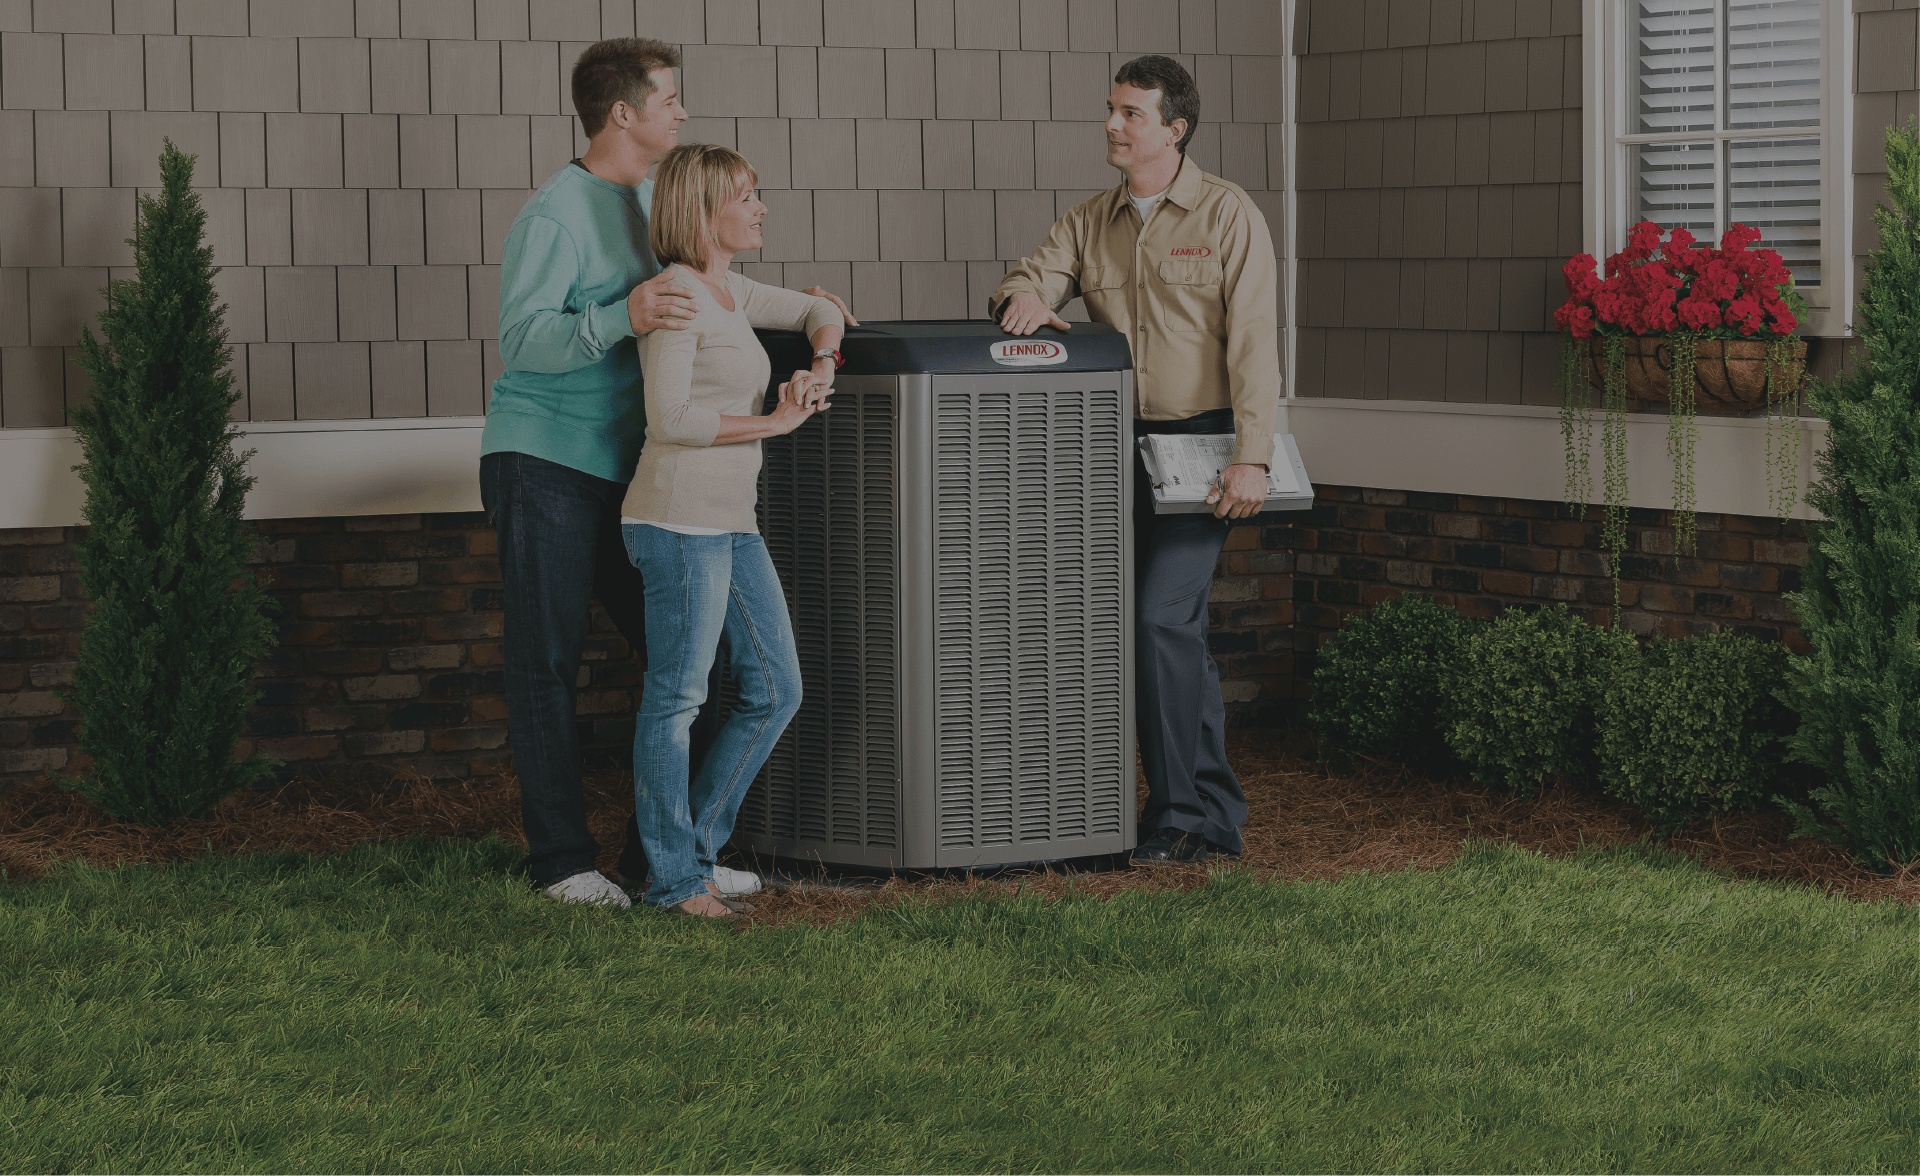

{"left": 1104, "top": 153, "right": 1203, "bottom": 224}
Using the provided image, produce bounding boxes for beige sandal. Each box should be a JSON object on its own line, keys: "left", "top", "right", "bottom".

{"left": 707, "top": 880, "right": 756, "bottom": 913}
{"left": 664, "top": 893, "right": 740, "bottom": 920}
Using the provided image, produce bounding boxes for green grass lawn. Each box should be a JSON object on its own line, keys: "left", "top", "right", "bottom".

{"left": 3, "top": 839, "right": 1915, "bottom": 1175}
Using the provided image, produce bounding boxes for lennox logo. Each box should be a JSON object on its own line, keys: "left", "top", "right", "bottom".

{"left": 989, "top": 339, "right": 1067, "bottom": 366}
{"left": 1170, "top": 246, "right": 1212, "bottom": 258}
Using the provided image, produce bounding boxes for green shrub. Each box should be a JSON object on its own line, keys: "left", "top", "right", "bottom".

{"left": 1598, "top": 633, "right": 1793, "bottom": 831}
{"left": 1310, "top": 593, "right": 1476, "bottom": 773}
{"left": 61, "top": 142, "right": 277, "bottom": 825}
{"left": 1786, "top": 119, "right": 1920, "bottom": 869}
{"left": 1445, "top": 604, "right": 1635, "bottom": 798}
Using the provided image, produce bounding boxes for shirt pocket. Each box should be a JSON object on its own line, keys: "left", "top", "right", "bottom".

{"left": 1079, "top": 264, "right": 1129, "bottom": 315}
{"left": 1154, "top": 259, "right": 1224, "bottom": 332}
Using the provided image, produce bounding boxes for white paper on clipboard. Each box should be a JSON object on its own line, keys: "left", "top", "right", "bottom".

{"left": 1138, "top": 432, "right": 1312, "bottom": 513}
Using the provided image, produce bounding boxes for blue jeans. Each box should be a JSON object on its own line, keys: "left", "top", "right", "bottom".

{"left": 624, "top": 525, "right": 803, "bottom": 908}
{"left": 478, "top": 452, "right": 722, "bottom": 888}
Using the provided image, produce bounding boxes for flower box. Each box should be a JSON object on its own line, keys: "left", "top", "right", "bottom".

{"left": 1577, "top": 335, "right": 1809, "bottom": 415}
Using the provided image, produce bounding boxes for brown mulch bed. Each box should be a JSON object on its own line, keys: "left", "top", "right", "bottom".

{"left": 4, "top": 732, "right": 1915, "bottom": 924}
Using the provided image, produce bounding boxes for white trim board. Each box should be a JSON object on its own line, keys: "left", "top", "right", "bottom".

{"left": 1, "top": 404, "right": 1827, "bottom": 531}
{"left": 0, "top": 418, "right": 488, "bottom": 530}
{"left": 1281, "top": 399, "right": 1827, "bottom": 521}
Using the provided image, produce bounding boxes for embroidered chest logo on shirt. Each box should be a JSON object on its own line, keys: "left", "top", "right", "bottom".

{"left": 1170, "top": 246, "right": 1212, "bottom": 258}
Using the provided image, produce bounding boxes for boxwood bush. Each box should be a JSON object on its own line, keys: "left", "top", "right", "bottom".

{"left": 1310, "top": 593, "right": 1476, "bottom": 773}
{"left": 1444, "top": 604, "right": 1636, "bottom": 798}
{"left": 1597, "top": 632, "right": 1793, "bottom": 831}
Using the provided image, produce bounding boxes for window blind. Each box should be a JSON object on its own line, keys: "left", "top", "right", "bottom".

{"left": 1630, "top": 1, "right": 1822, "bottom": 287}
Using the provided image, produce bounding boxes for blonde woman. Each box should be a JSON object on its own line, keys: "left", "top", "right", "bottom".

{"left": 621, "top": 143, "right": 844, "bottom": 919}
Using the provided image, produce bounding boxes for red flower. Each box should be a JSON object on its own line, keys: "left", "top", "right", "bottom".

{"left": 1555, "top": 221, "right": 1800, "bottom": 341}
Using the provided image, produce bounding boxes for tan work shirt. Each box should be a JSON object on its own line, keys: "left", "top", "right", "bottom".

{"left": 990, "top": 154, "right": 1281, "bottom": 468}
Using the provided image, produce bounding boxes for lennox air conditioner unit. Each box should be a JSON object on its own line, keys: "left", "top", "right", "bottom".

{"left": 733, "top": 321, "right": 1137, "bottom": 869}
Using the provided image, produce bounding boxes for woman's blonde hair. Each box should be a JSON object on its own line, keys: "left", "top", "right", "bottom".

{"left": 649, "top": 143, "right": 759, "bottom": 269}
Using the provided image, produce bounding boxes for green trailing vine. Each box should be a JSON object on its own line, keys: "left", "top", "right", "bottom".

{"left": 1555, "top": 221, "right": 1810, "bottom": 603}
{"left": 1665, "top": 332, "right": 1699, "bottom": 556}
{"left": 1559, "top": 337, "right": 1592, "bottom": 515}
{"left": 1601, "top": 336, "right": 1629, "bottom": 617}
{"left": 1763, "top": 338, "right": 1803, "bottom": 523}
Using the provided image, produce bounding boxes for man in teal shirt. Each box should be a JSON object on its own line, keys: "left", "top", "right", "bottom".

{"left": 480, "top": 38, "right": 852, "bottom": 907}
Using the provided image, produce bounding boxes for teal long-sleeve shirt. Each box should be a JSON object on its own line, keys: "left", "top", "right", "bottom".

{"left": 480, "top": 164, "right": 657, "bottom": 483}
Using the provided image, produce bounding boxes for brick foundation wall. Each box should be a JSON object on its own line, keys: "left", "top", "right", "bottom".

{"left": 0, "top": 490, "right": 1808, "bottom": 790}
{"left": 1265, "top": 485, "right": 1811, "bottom": 717}
{"left": 0, "top": 513, "right": 620, "bottom": 790}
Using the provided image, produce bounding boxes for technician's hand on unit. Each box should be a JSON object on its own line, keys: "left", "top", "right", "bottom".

{"left": 627, "top": 270, "right": 699, "bottom": 334}
{"left": 802, "top": 286, "right": 860, "bottom": 327}
{"left": 997, "top": 292, "right": 1071, "bottom": 336}
{"left": 1207, "top": 463, "right": 1268, "bottom": 520}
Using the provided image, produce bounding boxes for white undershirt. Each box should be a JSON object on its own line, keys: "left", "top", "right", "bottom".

{"left": 1129, "top": 183, "right": 1171, "bottom": 225}
{"left": 621, "top": 517, "right": 734, "bottom": 536}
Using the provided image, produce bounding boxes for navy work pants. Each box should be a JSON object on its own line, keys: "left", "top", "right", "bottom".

{"left": 1132, "top": 408, "right": 1248, "bottom": 852}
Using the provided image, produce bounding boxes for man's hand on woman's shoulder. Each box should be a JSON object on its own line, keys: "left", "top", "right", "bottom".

{"left": 801, "top": 285, "right": 859, "bottom": 326}
{"left": 628, "top": 270, "right": 699, "bottom": 334}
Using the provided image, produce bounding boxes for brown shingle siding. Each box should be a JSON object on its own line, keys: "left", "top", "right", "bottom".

{"left": 1400, "top": 45, "right": 1430, "bottom": 115}
{"left": 1310, "top": 0, "right": 1368, "bottom": 54}
{"left": 1444, "top": 186, "right": 1480, "bottom": 255}
{"left": 1298, "top": 0, "right": 1570, "bottom": 404}
{"left": 1389, "top": 0, "right": 1433, "bottom": 48}
{"left": 1378, "top": 188, "right": 1409, "bottom": 256}
{"left": 1483, "top": 39, "right": 1529, "bottom": 111}
{"left": 1425, "top": 40, "right": 1486, "bottom": 113}
{"left": 1381, "top": 117, "right": 1420, "bottom": 185}
{"left": 1488, "top": 110, "right": 1534, "bottom": 183}
{"left": 1411, "top": 114, "right": 1457, "bottom": 184}
{"left": 1344, "top": 119, "right": 1387, "bottom": 187}
{"left": 1360, "top": 48, "right": 1404, "bottom": 118}
{"left": 1476, "top": 183, "right": 1514, "bottom": 257}
{"left": 1403, "top": 185, "right": 1448, "bottom": 255}
{"left": 1857, "top": 10, "right": 1918, "bottom": 92}
{"left": 1474, "top": 0, "right": 1517, "bottom": 41}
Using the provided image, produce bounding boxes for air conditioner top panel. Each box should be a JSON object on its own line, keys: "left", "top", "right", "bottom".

{"left": 755, "top": 320, "right": 1132, "bottom": 377}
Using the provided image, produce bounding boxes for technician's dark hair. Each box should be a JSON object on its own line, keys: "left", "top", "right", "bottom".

{"left": 571, "top": 37, "right": 682, "bottom": 137}
{"left": 1113, "top": 55, "right": 1200, "bottom": 154}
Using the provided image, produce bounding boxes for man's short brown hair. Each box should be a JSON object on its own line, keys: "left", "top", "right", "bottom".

{"left": 571, "top": 37, "right": 682, "bottom": 137}
{"left": 1113, "top": 55, "right": 1200, "bottom": 154}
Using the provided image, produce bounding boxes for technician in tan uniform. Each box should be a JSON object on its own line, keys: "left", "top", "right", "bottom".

{"left": 991, "top": 54, "right": 1280, "bottom": 866}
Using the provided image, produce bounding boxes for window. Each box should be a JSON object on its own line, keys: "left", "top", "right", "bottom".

{"left": 1584, "top": 1, "right": 1851, "bottom": 331}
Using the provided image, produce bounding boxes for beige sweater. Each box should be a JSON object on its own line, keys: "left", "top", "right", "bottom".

{"left": 621, "top": 265, "right": 844, "bottom": 532}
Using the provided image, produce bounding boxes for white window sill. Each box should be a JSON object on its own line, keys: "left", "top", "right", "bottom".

{"left": 1280, "top": 397, "right": 1826, "bottom": 521}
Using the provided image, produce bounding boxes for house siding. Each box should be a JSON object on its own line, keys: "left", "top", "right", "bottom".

{"left": 0, "top": 1, "right": 1292, "bottom": 430}
{"left": 1292, "top": 0, "right": 1582, "bottom": 406}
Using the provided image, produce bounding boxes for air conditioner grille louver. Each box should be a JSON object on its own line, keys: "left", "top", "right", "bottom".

{"left": 741, "top": 390, "right": 899, "bottom": 850}
{"left": 933, "top": 387, "right": 1129, "bottom": 850}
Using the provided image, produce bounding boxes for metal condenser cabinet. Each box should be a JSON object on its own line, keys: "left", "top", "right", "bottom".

{"left": 737, "top": 321, "right": 1136, "bottom": 869}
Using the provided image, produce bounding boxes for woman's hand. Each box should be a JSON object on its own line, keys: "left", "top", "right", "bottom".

{"left": 781, "top": 369, "right": 833, "bottom": 411}
{"left": 764, "top": 395, "right": 818, "bottom": 435}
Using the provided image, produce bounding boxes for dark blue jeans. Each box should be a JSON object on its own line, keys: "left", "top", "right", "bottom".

{"left": 1133, "top": 408, "right": 1248, "bottom": 852}
{"left": 479, "top": 451, "right": 720, "bottom": 887}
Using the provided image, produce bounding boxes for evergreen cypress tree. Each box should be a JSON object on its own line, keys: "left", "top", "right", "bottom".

{"left": 1785, "top": 120, "right": 1920, "bottom": 868}
{"left": 61, "top": 141, "right": 277, "bottom": 825}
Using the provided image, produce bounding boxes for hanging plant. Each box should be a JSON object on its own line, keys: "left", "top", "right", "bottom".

{"left": 1554, "top": 222, "right": 1810, "bottom": 590}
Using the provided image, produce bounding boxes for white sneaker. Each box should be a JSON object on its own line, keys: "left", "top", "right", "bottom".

{"left": 544, "top": 870, "right": 632, "bottom": 908}
{"left": 615, "top": 866, "right": 762, "bottom": 898}
{"left": 712, "top": 865, "right": 763, "bottom": 897}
